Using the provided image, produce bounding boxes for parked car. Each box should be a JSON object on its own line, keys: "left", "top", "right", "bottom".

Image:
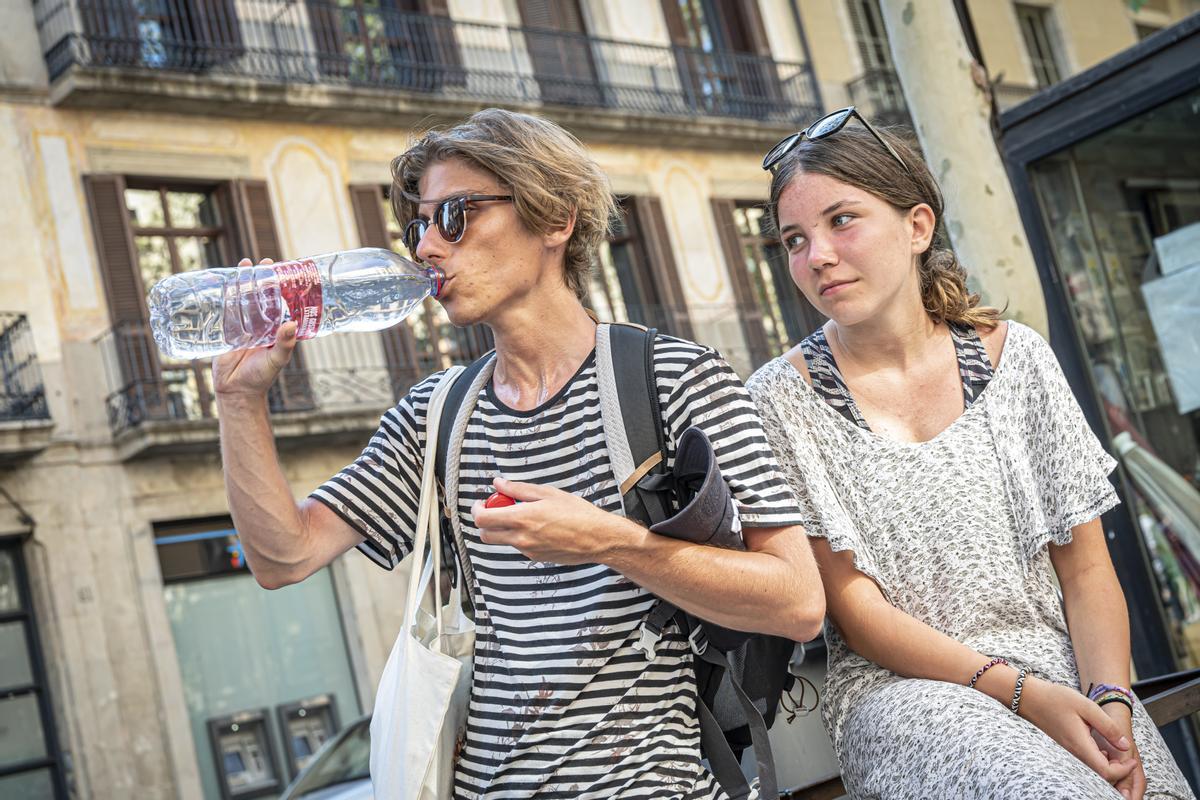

{"left": 280, "top": 715, "right": 371, "bottom": 800}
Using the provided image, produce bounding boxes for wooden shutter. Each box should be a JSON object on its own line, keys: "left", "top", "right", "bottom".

{"left": 710, "top": 198, "right": 772, "bottom": 368}
{"left": 631, "top": 196, "right": 694, "bottom": 340}
{"left": 420, "top": 0, "right": 466, "bottom": 88}
{"left": 231, "top": 179, "right": 316, "bottom": 411}
{"left": 84, "top": 174, "right": 166, "bottom": 419}
{"left": 350, "top": 184, "right": 422, "bottom": 399}
{"left": 188, "top": 0, "right": 245, "bottom": 66}
{"left": 305, "top": 0, "right": 349, "bottom": 78}
{"left": 79, "top": 0, "right": 140, "bottom": 66}
{"left": 516, "top": 0, "right": 603, "bottom": 106}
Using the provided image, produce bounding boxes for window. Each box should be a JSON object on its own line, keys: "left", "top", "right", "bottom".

{"left": 712, "top": 199, "right": 824, "bottom": 369}
{"left": 843, "top": 0, "right": 909, "bottom": 125}
{"left": 0, "top": 543, "right": 68, "bottom": 799}
{"left": 124, "top": 182, "right": 230, "bottom": 421}
{"left": 659, "top": 0, "right": 778, "bottom": 117}
{"left": 86, "top": 174, "right": 315, "bottom": 433}
{"left": 1015, "top": 4, "right": 1065, "bottom": 88}
{"left": 587, "top": 197, "right": 693, "bottom": 338}
{"left": 155, "top": 518, "right": 360, "bottom": 800}
{"left": 305, "top": 0, "right": 463, "bottom": 91}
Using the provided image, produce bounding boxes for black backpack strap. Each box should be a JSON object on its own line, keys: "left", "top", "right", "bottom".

{"left": 434, "top": 354, "right": 493, "bottom": 608}
{"left": 693, "top": 632, "right": 778, "bottom": 800}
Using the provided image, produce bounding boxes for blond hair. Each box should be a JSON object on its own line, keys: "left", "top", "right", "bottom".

{"left": 390, "top": 108, "right": 615, "bottom": 301}
{"left": 768, "top": 125, "right": 1001, "bottom": 330}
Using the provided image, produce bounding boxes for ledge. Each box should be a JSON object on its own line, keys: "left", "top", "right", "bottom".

{"left": 49, "top": 66, "right": 800, "bottom": 151}
{"left": 0, "top": 418, "right": 56, "bottom": 466}
{"left": 112, "top": 406, "right": 383, "bottom": 461}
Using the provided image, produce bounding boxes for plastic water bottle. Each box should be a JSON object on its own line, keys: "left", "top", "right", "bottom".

{"left": 148, "top": 247, "right": 444, "bottom": 359}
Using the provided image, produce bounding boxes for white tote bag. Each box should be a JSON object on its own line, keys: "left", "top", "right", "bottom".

{"left": 370, "top": 366, "right": 475, "bottom": 800}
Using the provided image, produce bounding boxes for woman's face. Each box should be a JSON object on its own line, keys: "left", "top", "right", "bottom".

{"left": 776, "top": 171, "right": 933, "bottom": 327}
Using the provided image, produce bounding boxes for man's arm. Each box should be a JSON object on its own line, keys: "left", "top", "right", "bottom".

{"left": 218, "top": 390, "right": 362, "bottom": 589}
{"left": 473, "top": 477, "right": 825, "bottom": 642}
{"left": 212, "top": 258, "right": 364, "bottom": 589}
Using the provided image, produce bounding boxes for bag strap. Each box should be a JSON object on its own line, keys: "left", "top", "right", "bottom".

{"left": 407, "top": 364, "right": 466, "bottom": 642}
{"left": 434, "top": 353, "right": 496, "bottom": 612}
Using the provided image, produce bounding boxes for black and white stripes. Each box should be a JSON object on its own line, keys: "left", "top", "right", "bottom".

{"left": 312, "top": 336, "right": 803, "bottom": 799}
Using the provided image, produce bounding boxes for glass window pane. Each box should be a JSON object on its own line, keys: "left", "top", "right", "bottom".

{"left": 125, "top": 188, "right": 165, "bottom": 228}
{"left": 136, "top": 235, "right": 173, "bottom": 291}
{"left": 1029, "top": 88, "right": 1200, "bottom": 669}
{"left": 381, "top": 192, "right": 404, "bottom": 241}
{"left": 0, "top": 768, "right": 55, "bottom": 800}
{"left": 0, "top": 693, "right": 47, "bottom": 764}
{"left": 0, "top": 623, "right": 33, "bottom": 688}
{"left": 175, "top": 236, "right": 222, "bottom": 273}
{"left": 166, "top": 191, "right": 218, "bottom": 228}
{"left": 0, "top": 550, "right": 20, "bottom": 613}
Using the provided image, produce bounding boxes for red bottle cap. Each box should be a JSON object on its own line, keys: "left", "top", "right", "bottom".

{"left": 426, "top": 266, "right": 445, "bottom": 298}
{"left": 485, "top": 492, "right": 517, "bottom": 508}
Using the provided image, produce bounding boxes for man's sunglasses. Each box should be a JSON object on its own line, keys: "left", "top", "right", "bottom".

{"left": 403, "top": 194, "right": 513, "bottom": 255}
{"left": 762, "top": 106, "right": 908, "bottom": 173}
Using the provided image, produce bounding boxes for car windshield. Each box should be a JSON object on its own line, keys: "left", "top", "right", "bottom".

{"left": 286, "top": 719, "right": 370, "bottom": 797}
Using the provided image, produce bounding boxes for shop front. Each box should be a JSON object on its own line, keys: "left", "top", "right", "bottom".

{"left": 1001, "top": 12, "right": 1200, "bottom": 782}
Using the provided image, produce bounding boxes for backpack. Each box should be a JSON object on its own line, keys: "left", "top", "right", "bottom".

{"left": 434, "top": 322, "right": 797, "bottom": 800}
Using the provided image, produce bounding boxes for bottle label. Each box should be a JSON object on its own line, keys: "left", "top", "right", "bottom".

{"left": 276, "top": 259, "right": 323, "bottom": 340}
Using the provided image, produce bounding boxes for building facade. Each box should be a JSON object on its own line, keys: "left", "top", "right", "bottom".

{"left": 0, "top": 1, "right": 1196, "bottom": 798}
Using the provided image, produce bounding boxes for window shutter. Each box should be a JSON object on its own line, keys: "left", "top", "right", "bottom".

{"left": 84, "top": 174, "right": 166, "bottom": 417}
{"left": 305, "top": 0, "right": 349, "bottom": 78}
{"left": 188, "top": 0, "right": 246, "bottom": 66}
{"left": 349, "top": 185, "right": 391, "bottom": 249}
{"left": 516, "top": 0, "right": 602, "bottom": 106}
{"left": 79, "top": 0, "right": 140, "bottom": 67}
{"left": 349, "top": 184, "right": 422, "bottom": 399}
{"left": 230, "top": 179, "right": 315, "bottom": 411}
{"left": 630, "top": 196, "right": 694, "bottom": 340}
{"left": 418, "top": 0, "right": 466, "bottom": 88}
{"left": 710, "top": 197, "right": 772, "bottom": 367}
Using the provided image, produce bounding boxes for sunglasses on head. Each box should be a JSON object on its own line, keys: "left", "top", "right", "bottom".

{"left": 762, "top": 106, "right": 908, "bottom": 173}
{"left": 403, "top": 194, "right": 513, "bottom": 255}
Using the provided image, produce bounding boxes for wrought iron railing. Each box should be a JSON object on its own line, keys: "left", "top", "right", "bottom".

{"left": 846, "top": 68, "right": 912, "bottom": 129}
{"left": 34, "top": 0, "right": 821, "bottom": 123}
{"left": 97, "top": 317, "right": 493, "bottom": 435}
{"left": 0, "top": 314, "right": 50, "bottom": 422}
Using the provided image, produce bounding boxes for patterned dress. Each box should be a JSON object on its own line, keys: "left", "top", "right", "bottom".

{"left": 747, "top": 321, "right": 1195, "bottom": 800}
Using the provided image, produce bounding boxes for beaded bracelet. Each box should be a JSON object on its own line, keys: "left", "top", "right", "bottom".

{"left": 1087, "top": 682, "right": 1134, "bottom": 704}
{"left": 968, "top": 657, "right": 1009, "bottom": 690}
{"left": 1010, "top": 669, "right": 1028, "bottom": 714}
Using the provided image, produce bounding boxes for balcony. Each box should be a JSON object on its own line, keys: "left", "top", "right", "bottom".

{"left": 846, "top": 68, "right": 913, "bottom": 129}
{"left": 97, "top": 319, "right": 492, "bottom": 460}
{"left": 33, "top": 0, "right": 821, "bottom": 147}
{"left": 0, "top": 314, "right": 54, "bottom": 465}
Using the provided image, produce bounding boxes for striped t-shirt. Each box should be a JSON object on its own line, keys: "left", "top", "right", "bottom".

{"left": 312, "top": 335, "right": 804, "bottom": 799}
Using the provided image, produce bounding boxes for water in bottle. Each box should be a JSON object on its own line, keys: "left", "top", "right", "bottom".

{"left": 148, "top": 247, "right": 444, "bottom": 359}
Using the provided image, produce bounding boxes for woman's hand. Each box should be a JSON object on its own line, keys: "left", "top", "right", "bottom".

{"left": 1019, "top": 677, "right": 1138, "bottom": 787}
{"left": 211, "top": 258, "right": 298, "bottom": 401}
{"left": 1095, "top": 702, "right": 1145, "bottom": 800}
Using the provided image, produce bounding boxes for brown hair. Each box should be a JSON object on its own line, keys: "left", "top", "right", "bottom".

{"left": 768, "top": 125, "right": 1000, "bottom": 330}
{"left": 390, "top": 108, "right": 615, "bottom": 301}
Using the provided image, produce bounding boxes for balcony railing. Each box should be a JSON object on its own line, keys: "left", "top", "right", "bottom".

{"left": 0, "top": 314, "right": 50, "bottom": 423}
{"left": 34, "top": 0, "right": 821, "bottom": 124}
{"left": 846, "top": 68, "right": 912, "bottom": 129}
{"left": 97, "top": 320, "right": 493, "bottom": 436}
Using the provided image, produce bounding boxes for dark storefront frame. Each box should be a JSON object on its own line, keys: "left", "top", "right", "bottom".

{"left": 0, "top": 535, "right": 69, "bottom": 799}
{"left": 998, "top": 13, "right": 1200, "bottom": 782}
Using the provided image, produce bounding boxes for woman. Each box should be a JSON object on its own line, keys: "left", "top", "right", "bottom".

{"left": 745, "top": 108, "right": 1194, "bottom": 800}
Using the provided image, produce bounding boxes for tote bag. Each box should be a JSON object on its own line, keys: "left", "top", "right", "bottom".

{"left": 369, "top": 365, "right": 475, "bottom": 799}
